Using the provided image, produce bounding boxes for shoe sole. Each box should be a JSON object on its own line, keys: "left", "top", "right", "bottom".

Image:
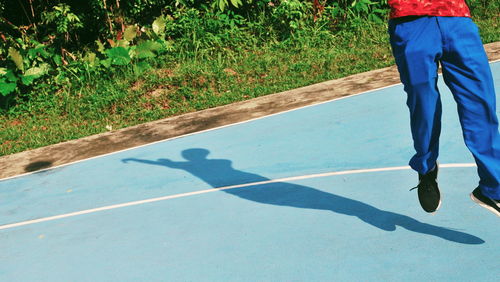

{"left": 434, "top": 163, "right": 441, "bottom": 213}
{"left": 425, "top": 198, "right": 441, "bottom": 214}
{"left": 432, "top": 199, "right": 442, "bottom": 214}
{"left": 470, "top": 193, "right": 500, "bottom": 217}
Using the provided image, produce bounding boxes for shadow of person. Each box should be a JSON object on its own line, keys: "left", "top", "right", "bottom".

{"left": 122, "top": 148, "right": 484, "bottom": 245}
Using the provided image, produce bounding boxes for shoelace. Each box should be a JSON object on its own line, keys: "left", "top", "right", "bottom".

{"left": 410, "top": 175, "right": 434, "bottom": 192}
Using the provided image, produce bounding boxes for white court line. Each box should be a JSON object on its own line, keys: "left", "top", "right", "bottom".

{"left": 0, "top": 163, "right": 476, "bottom": 231}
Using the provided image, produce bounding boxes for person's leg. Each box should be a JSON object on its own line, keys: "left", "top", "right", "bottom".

{"left": 388, "top": 16, "right": 443, "bottom": 175}
{"left": 437, "top": 17, "right": 500, "bottom": 202}
{"left": 388, "top": 16, "right": 443, "bottom": 212}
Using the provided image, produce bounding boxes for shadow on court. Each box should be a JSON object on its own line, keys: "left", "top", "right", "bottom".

{"left": 122, "top": 148, "right": 484, "bottom": 245}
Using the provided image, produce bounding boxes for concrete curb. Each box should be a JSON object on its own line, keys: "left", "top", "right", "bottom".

{"left": 1, "top": 42, "right": 499, "bottom": 180}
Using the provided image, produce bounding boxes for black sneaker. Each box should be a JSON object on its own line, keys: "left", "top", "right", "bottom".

{"left": 410, "top": 164, "right": 441, "bottom": 213}
{"left": 470, "top": 187, "right": 500, "bottom": 217}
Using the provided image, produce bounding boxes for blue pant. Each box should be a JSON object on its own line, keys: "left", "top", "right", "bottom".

{"left": 388, "top": 16, "right": 500, "bottom": 199}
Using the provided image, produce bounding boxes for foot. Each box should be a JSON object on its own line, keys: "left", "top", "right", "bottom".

{"left": 470, "top": 187, "right": 500, "bottom": 217}
{"left": 411, "top": 164, "right": 441, "bottom": 213}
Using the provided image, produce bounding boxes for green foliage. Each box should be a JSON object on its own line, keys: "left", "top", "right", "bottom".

{"left": 214, "top": 0, "right": 244, "bottom": 11}
{"left": 105, "top": 47, "right": 131, "bottom": 65}
{"left": 271, "top": 0, "right": 311, "bottom": 36}
{"left": 0, "top": 0, "right": 415, "bottom": 107}
{"left": 467, "top": 0, "right": 500, "bottom": 17}
{"left": 349, "top": 0, "right": 387, "bottom": 24}
{"left": 4, "top": 0, "right": 496, "bottom": 109}
{"left": 41, "top": 3, "right": 83, "bottom": 42}
{"left": 0, "top": 10, "right": 173, "bottom": 107}
{"left": 135, "top": 41, "right": 164, "bottom": 59}
{"left": 8, "top": 48, "right": 24, "bottom": 72}
{"left": 0, "top": 69, "right": 17, "bottom": 96}
{"left": 1, "top": 42, "right": 53, "bottom": 98}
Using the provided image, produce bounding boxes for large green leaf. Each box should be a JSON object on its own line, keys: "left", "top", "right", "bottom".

{"left": 25, "top": 66, "right": 48, "bottom": 78}
{"left": 218, "top": 0, "right": 227, "bottom": 11}
{"left": 116, "top": 39, "right": 130, "bottom": 48}
{"left": 229, "top": 0, "right": 242, "bottom": 8}
{"left": 53, "top": 54, "right": 63, "bottom": 66}
{"left": 0, "top": 79, "right": 17, "bottom": 96}
{"left": 124, "top": 25, "right": 137, "bottom": 42}
{"left": 135, "top": 40, "right": 163, "bottom": 59}
{"left": 134, "top": 61, "right": 151, "bottom": 74}
{"left": 27, "top": 44, "right": 49, "bottom": 60}
{"left": 105, "top": 47, "right": 131, "bottom": 65}
{"left": 8, "top": 48, "right": 24, "bottom": 72}
{"left": 4, "top": 69, "right": 18, "bottom": 82}
{"left": 21, "top": 64, "right": 49, "bottom": 85}
{"left": 152, "top": 17, "right": 166, "bottom": 36}
{"left": 21, "top": 75, "right": 37, "bottom": 86}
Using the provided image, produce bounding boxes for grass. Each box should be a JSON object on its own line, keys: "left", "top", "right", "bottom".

{"left": 0, "top": 14, "right": 498, "bottom": 156}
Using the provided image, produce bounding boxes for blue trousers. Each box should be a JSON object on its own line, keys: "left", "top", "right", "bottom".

{"left": 388, "top": 16, "right": 500, "bottom": 199}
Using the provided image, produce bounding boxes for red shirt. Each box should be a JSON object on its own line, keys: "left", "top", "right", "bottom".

{"left": 388, "top": 0, "right": 471, "bottom": 18}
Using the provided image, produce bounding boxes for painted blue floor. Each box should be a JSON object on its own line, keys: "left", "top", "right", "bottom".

{"left": 1, "top": 62, "right": 499, "bottom": 281}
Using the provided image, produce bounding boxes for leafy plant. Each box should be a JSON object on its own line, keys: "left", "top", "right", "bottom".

{"left": 213, "top": 0, "right": 244, "bottom": 11}
{"left": 271, "top": 0, "right": 312, "bottom": 36}
{"left": 348, "top": 0, "right": 387, "bottom": 23}
{"left": 1, "top": 42, "right": 54, "bottom": 97}
{"left": 41, "top": 3, "right": 83, "bottom": 42}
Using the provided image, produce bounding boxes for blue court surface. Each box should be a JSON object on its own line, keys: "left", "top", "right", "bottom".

{"left": 1, "top": 62, "right": 499, "bottom": 281}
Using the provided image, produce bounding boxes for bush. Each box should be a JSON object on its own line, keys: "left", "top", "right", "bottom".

{"left": 0, "top": 0, "right": 391, "bottom": 109}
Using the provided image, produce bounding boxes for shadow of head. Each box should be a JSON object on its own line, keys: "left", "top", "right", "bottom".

{"left": 24, "top": 161, "right": 53, "bottom": 172}
{"left": 181, "top": 148, "right": 210, "bottom": 161}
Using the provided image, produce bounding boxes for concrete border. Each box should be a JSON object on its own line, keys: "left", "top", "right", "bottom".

{"left": 1, "top": 42, "right": 499, "bottom": 179}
